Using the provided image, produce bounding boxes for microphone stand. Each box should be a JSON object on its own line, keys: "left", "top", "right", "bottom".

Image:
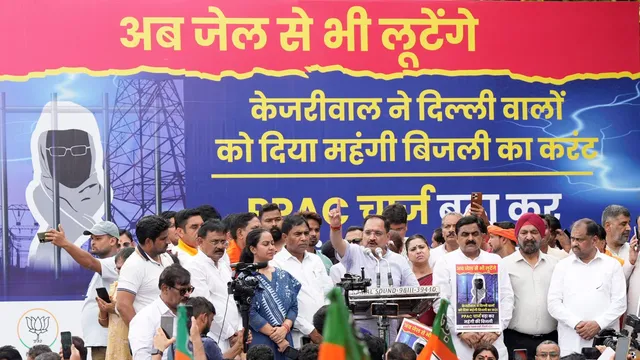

{"left": 374, "top": 248, "right": 391, "bottom": 350}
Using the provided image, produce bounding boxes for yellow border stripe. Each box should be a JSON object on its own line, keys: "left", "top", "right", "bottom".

{"left": 0, "top": 64, "right": 639, "bottom": 85}
{"left": 211, "top": 171, "right": 592, "bottom": 179}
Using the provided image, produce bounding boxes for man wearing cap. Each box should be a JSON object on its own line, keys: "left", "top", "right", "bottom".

{"left": 500, "top": 213, "right": 559, "bottom": 360}
{"left": 487, "top": 221, "right": 517, "bottom": 258}
{"left": 46, "top": 221, "right": 120, "bottom": 360}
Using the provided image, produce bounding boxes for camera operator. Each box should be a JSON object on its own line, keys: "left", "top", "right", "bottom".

{"left": 241, "top": 228, "right": 301, "bottom": 359}
{"left": 182, "top": 220, "right": 244, "bottom": 353}
{"left": 272, "top": 215, "right": 333, "bottom": 347}
{"left": 548, "top": 219, "right": 626, "bottom": 356}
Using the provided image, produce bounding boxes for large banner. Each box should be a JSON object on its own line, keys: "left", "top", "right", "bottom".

{"left": 0, "top": 0, "right": 639, "bottom": 351}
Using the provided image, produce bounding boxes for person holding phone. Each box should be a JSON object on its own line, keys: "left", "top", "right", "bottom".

{"left": 96, "top": 246, "right": 136, "bottom": 360}
{"left": 46, "top": 221, "right": 120, "bottom": 360}
{"left": 129, "top": 264, "right": 194, "bottom": 360}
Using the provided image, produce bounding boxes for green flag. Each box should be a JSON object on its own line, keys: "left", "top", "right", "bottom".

{"left": 318, "top": 287, "right": 370, "bottom": 360}
{"left": 175, "top": 304, "right": 193, "bottom": 360}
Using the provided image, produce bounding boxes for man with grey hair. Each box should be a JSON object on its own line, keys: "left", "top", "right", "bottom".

{"left": 535, "top": 340, "right": 560, "bottom": 360}
{"left": 548, "top": 218, "right": 626, "bottom": 356}
{"left": 602, "top": 205, "right": 633, "bottom": 258}
{"left": 429, "top": 212, "right": 463, "bottom": 267}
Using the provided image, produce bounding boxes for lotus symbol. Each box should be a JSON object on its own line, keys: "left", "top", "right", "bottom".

{"left": 25, "top": 316, "right": 50, "bottom": 343}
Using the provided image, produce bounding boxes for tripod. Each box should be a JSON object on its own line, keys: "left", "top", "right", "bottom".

{"left": 239, "top": 303, "right": 251, "bottom": 353}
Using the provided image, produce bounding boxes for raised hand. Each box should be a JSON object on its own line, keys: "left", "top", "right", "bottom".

{"left": 328, "top": 199, "right": 343, "bottom": 230}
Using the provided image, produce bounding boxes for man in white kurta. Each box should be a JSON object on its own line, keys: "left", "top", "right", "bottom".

{"left": 548, "top": 218, "right": 627, "bottom": 356}
{"left": 182, "top": 220, "right": 243, "bottom": 352}
{"left": 433, "top": 215, "right": 514, "bottom": 360}
{"left": 272, "top": 215, "right": 333, "bottom": 348}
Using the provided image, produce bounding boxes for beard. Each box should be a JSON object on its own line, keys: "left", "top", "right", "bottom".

{"left": 521, "top": 240, "right": 540, "bottom": 254}
{"left": 270, "top": 226, "right": 282, "bottom": 242}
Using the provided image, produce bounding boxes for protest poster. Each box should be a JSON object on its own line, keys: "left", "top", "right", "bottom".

{"left": 395, "top": 318, "right": 431, "bottom": 355}
{"left": 455, "top": 264, "right": 500, "bottom": 332}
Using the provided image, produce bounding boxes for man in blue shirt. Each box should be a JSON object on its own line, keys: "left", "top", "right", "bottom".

{"left": 186, "top": 297, "right": 243, "bottom": 360}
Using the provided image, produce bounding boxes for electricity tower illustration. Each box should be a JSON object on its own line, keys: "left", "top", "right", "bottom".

{"left": 107, "top": 75, "right": 186, "bottom": 231}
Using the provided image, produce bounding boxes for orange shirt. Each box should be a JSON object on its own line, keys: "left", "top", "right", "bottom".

{"left": 227, "top": 240, "right": 242, "bottom": 264}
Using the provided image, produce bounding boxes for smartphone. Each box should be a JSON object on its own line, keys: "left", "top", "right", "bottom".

{"left": 96, "top": 287, "right": 111, "bottom": 303}
{"left": 513, "top": 349, "right": 527, "bottom": 360}
{"left": 615, "top": 337, "right": 630, "bottom": 360}
{"left": 284, "top": 346, "right": 299, "bottom": 359}
{"left": 37, "top": 231, "right": 49, "bottom": 243}
{"left": 161, "top": 315, "right": 174, "bottom": 338}
{"left": 471, "top": 192, "right": 483, "bottom": 208}
{"left": 301, "top": 336, "right": 311, "bottom": 346}
{"left": 185, "top": 305, "right": 193, "bottom": 331}
{"left": 61, "top": 331, "right": 72, "bottom": 360}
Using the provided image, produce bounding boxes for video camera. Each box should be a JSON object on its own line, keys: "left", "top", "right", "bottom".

{"left": 337, "top": 268, "right": 371, "bottom": 312}
{"left": 227, "top": 261, "right": 268, "bottom": 353}
{"left": 582, "top": 315, "right": 640, "bottom": 359}
{"left": 227, "top": 262, "right": 267, "bottom": 306}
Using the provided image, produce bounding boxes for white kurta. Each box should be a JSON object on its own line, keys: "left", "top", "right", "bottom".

{"left": 433, "top": 249, "right": 514, "bottom": 360}
{"left": 547, "top": 252, "right": 626, "bottom": 356}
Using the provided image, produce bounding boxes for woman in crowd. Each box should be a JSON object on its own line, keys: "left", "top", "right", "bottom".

{"left": 473, "top": 345, "right": 499, "bottom": 360}
{"left": 240, "top": 228, "right": 301, "bottom": 360}
{"left": 405, "top": 234, "right": 435, "bottom": 326}
{"left": 96, "top": 246, "right": 135, "bottom": 360}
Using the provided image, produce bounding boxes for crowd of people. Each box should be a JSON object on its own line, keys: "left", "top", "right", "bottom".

{"left": 0, "top": 201, "right": 638, "bottom": 360}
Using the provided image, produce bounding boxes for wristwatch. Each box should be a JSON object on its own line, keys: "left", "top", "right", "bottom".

{"left": 151, "top": 348, "right": 163, "bottom": 356}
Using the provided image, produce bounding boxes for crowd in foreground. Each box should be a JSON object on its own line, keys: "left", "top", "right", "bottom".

{"left": 0, "top": 201, "right": 638, "bottom": 360}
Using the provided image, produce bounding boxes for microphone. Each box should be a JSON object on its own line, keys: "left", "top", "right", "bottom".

{"left": 366, "top": 248, "right": 381, "bottom": 288}
{"left": 230, "top": 262, "right": 269, "bottom": 272}
{"left": 375, "top": 248, "right": 393, "bottom": 287}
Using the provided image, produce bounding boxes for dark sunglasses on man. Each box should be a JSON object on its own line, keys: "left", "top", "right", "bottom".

{"left": 170, "top": 285, "right": 195, "bottom": 296}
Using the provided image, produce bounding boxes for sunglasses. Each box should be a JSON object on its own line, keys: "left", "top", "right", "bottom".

{"left": 170, "top": 285, "right": 195, "bottom": 296}
{"left": 349, "top": 238, "right": 362, "bottom": 244}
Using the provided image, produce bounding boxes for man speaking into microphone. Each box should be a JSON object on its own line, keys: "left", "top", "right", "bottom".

{"left": 328, "top": 201, "right": 418, "bottom": 342}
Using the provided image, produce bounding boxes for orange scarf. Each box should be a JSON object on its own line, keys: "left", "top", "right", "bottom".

{"left": 487, "top": 225, "right": 516, "bottom": 242}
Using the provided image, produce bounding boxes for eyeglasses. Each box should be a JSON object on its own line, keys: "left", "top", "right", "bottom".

{"left": 536, "top": 352, "right": 559, "bottom": 359}
{"left": 349, "top": 238, "right": 362, "bottom": 244}
{"left": 46, "top": 145, "right": 90, "bottom": 157}
{"left": 170, "top": 285, "right": 195, "bottom": 296}
{"left": 206, "top": 239, "right": 228, "bottom": 246}
{"left": 364, "top": 230, "right": 385, "bottom": 238}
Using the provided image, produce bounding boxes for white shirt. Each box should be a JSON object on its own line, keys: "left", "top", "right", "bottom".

{"left": 606, "top": 242, "right": 635, "bottom": 280}
{"left": 548, "top": 252, "right": 627, "bottom": 356}
{"left": 81, "top": 256, "right": 119, "bottom": 347}
{"left": 547, "top": 246, "right": 569, "bottom": 260}
{"left": 501, "top": 251, "right": 558, "bottom": 335}
{"left": 608, "top": 242, "right": 630, "bottom": 260}
{"left": 182, "top": 250, "right": 241, "bottom": 352}
{"left": 273, "top": 248, "right": 333, "bottom": 347}
{"left": 117, "top": 249, "right": 175, "bottom": 313}
{"left": 330, "top": 263, "right": 347, "bottom": 285}
{"left": 433, "top": 249, "right": 514, "bottom": 360}
{"left": 429, "top": 244, "right": 454, "bottom": 268}
{"left": 129, "top": 297, "right": 175, "bottom": 360}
